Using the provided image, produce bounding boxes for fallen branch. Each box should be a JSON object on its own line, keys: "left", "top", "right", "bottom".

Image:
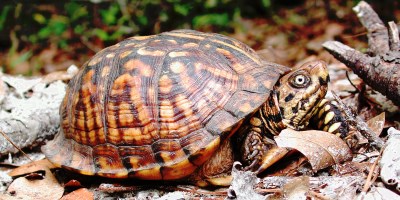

{"left": 323, "top": 1, "right": 400, "bottom": 106}
{"left": 0, "top": 67, "right": 76, "bottom": 157}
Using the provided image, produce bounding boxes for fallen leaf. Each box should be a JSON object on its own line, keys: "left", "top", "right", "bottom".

{"left": 60, "top": 188, "right": 94, "bottom": 200}
{"left": 8, "top": 159, "right": 56, "bottom": 178}
{"left": 282, "top": 176, "right": 309, "bottom": 199}
{"left": 366, "top": 112, "right": 385, "bottom": 136}
{"left": 275, "top": 129, "right": 353, "bottom": 172}
{"left": 3, "top": 168, "right": 63, "bottom": 200}
{"left": 64, "top": 179, "right": 83, "bottom": 188}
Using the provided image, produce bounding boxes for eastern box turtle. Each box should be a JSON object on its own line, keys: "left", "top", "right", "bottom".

{"left": 42, "top": 30, "right": 348, "bottom": 186}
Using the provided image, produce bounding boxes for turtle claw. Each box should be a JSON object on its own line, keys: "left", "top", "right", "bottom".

{"left": 254, "top": 146, "right": 290, "bottom": 174}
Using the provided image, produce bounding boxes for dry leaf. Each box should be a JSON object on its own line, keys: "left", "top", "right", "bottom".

{"left": 282, "top": 176, "right": 309, "bottom": 199}
{"left": 2, "top": 168, "right": 63, "bottom": 200}
{"left": 8, "top": 159, "right": 56, "bottom": 178}
{"left": 275, "top": 129, "right": 353, "bottom": 172}
{"left": 60, "top": 188, "right": 94, "bottom": 200}
{"left": 366, "top": 112, "right": 385, "bottom": 136}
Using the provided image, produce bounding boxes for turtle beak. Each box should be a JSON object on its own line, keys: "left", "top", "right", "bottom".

{"left": 308, "top": 60, "right": 329, "bottom": 86}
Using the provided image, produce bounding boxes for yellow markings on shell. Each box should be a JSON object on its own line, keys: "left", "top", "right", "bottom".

{"left": 101, "top": 66, "right": 110, "bottom": 77}
{"left": 239, "top": 102, "right": 253, "bottom": 113}
{"left": 122, "top": 128, "right": 146, "bottom": 139}
{"left": 161, "top": 158, "right": 197, "bottom": 180}
{"left": 130, "top": 166, "right": 162, "bottom": 180}
{"left": 182, "top": 42, "right": 198, "bottom": 48}
{"left": 106, "top": 53, "right": 115, "bottom": 58}
{"left": 262, "top": 79, "right": 275, "bottom": 90}
{"left": 164, "top": 32, "right": 205, "bottom": 41}
{"left": 124, "top": 59, "right": 152, "bottom": 76}
{"left": 167, "top": 39, "right": 178, "bottom": 44}
{"left": 232, "top": 63, "right": 247, "bottom": 74}
{"left": 324, "top": 111, "right": 335, "bottom": 125}
{"left": 88, "top": 57, "right": 102, "bottom": 66}
{"left": 216, "top": 48, "right": 233, "bottom": 59}
{"left": 170, "top": 61, "right": 185, "bottom": 73}
{"left": 88, "top": 128, "right": 106, "bottom": 145}
{"left": 168, "top": 51, "right": 190, "bottom": 58}
{"left": 194, "top": 62, "right": 205, "bottom": 73}
{"left": 132, "top": 35, "right": 154, "bottom": 40}
{"left": 107, "top": 128, "right": 122, "bottom": 143}
{"left": 205, "top": 44, "right": 212, "bottom": 48}
{"left": 120, "top": 50, "right": 132, "bottom": 58}
{"left": 137, "top": 47, "right": 165, "bottom": 56}
{"left": 250, "top": 117, "right": 262, "bottom": 127}
{"left": 159, "top": 75, "right": 173, "bottom": 93}
{"left": 160, "top": 100, "right": 174, "bottom": 119}
{"left": 110, "top": 73, "right": 134, "bottom": 96}
{"left": 328, "top": 122, "right": 341, "bottom": 133}
{"left": 211, "top": 39, "right": 261, "bottom": 65}
{"left": 175, "top": 94, "right": 193, "bottom": 117}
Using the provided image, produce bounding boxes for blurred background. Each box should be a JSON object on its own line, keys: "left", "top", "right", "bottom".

{"left": 0, "top": 0, "right": 398, "bottom": 75}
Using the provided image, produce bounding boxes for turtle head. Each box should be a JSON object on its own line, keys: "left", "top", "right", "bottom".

{"left": 273, "top": 60, "right": 329, "bottom": 130}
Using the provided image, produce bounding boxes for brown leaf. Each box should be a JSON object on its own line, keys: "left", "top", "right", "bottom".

{"left": 8, "top": 159, "right": 56, "bottom": 178}
{"left": 275, "top": 129, "right": 353, "bottom": 172}
{"left": 282, "top": 176, "right": 310, "bottom": 199}
{"left": 60, "top": 188, "right": 94, "bottom": 200}
{"left": 64, "top": 179, "right": 83, "bottom": 188}
{"left": 3, "top": 168, "right": 64, "bottom": 200}
{"left": 366, "top": 112, "right": 385, "bottom": 136}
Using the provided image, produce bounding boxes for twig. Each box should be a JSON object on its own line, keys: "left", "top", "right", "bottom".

{"left": 331, "top": 92, "right": 385, "bottom": 149}
{"left": 362, "top": 150, "right": 381, "bottom": 192}
{"left": 0, "top": 129, "right": 32, "bottom": 161}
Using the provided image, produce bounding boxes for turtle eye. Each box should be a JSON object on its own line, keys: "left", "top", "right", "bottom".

{"left": 290, "top": 74, "right": 310, "bottom": 88}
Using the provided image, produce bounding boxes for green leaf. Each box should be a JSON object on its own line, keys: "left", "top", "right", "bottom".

{"left": 74, "top": 24, "right": 85, "bottom": 34}
{"left": 93, "top": 28, "right": 109, "bottom": 40}
{"left": 65, "top": 2, "right": 88, "bottom": 21}
{"left": 33, "top": 13, "right": 46, "bottom": 24}
{"left": 174, "top": 4, "right": 190, "bottom": 16}
{"left": 0, "top": 5, "right": 12, "bottom": 31}
{"left": 193, "top": 13, "right": 229, "bottom": 28}
{"left": 100, "top": 3, "right": 120, "bottom": 25}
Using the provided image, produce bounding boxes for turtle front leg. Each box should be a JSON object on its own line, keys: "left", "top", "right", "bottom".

{"left": 239, "top": 117, "right": 290, "bottom": 174}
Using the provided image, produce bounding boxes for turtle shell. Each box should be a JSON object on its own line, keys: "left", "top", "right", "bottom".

{"left": 42, "top": 30, "right": 289, "bottom": 180}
